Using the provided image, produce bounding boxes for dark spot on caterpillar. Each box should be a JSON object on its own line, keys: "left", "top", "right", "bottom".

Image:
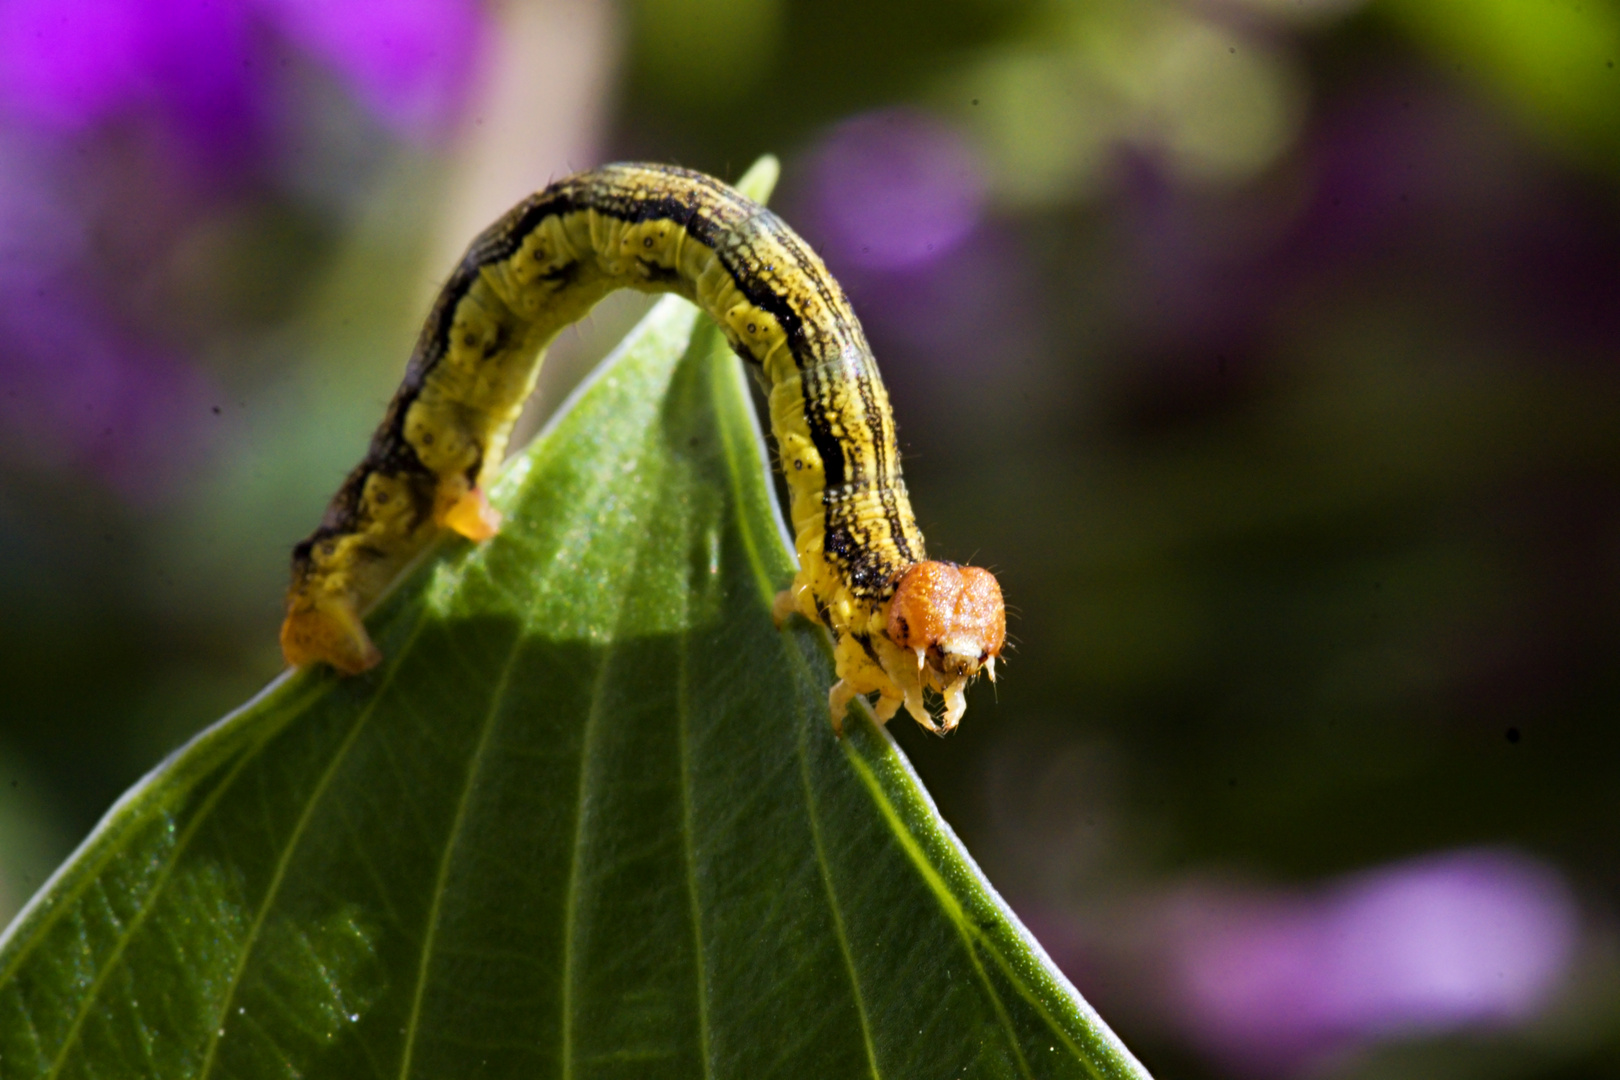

{"left": 481, "top": 323, "right": 510, "bottom": 360}
{"left": 540, "top": 260, "right": 580, "bottom": 285}
{"left": 377, "top": 438, "right": 434, "bottom": 480}
{"left": 794, "top": 459, "right": 802, "bottom": 470}
{"left": 422, "top": 432, "right": 435, "bottom": 445}
{"left": 643, "top": 236, "right": 654, "bottom": 247}
{"left": 639, "top": 261, "right": 680, "bottom": 284}
{"left": 462, "top": 332, "right": 477, "bottom": 348}
{"left": 321, "top": 543, "right": 336, "bottom": 557}
{"left": 843, "top": 544, "right": 902, "bottom": 599}
{"left": 375, "top": 492, "right": 389, "bottom": 505}
{"left": 747, "top": 322, "right": 757, "bottom": 334}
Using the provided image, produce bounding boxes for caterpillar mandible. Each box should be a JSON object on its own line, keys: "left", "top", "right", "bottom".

{"left": 281, "top": 163, "right": 1005, "bottom": 735}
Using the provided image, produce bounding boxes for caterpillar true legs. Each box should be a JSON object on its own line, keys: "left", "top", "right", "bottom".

{"left": 281, "top": 163, "right": 1005, "bottom": 735}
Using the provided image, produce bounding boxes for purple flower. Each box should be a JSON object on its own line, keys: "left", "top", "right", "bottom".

{"left": 263, "top": 0, "right": 484, "bottom": 138}
{"left": 0, "top": 280, "right": 216, "bottom": 501}
{"left": 0, "top": 0, "right": 156, "bottom": 131}
{"left": 0, "top": 0, "right": 263, "bottom": 169}
{"left": 0, "top": 0, "right": 487, "bottom": 499}
{"left": 799, "top": 108, "right": 987, "bottom": 271}
{"left": 1157, "top": 849, "right": 1578, "bottom": 1075}
{"left": 790, "top": 109, "right": 1039, "bottom": 385}
{"left": 0, "top": 0, "right": 486, "bottom": 155}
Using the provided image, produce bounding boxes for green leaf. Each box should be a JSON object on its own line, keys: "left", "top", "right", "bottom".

{"left": 0, "top": 159, "right": 1150, "bottom": 1080}
{"left": 1377, "top": 0, "right": 1620, "bottom": 172}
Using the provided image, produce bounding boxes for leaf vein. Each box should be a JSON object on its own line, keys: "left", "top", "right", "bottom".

{"left": 193, "top": 612, "right": 436, "bottom": 1080}
{"left": 395, "top": 628, "right": 525, "bottom": 1079}
{"left": 676, "top": 622, "right": 715, "bottom": 1080}
{"left": 789, "top": 651, "right": 882, "bottom": 1080}
{"left": 38, "top": 753, "right": 263, "bottom": 1080}
{"left": 0, "top": 672, "right": 325, "bottom": 990}
{"left": 843, "top": 750, "right": 1047, "bottom": 1079}
{"left": 559, "top": 643, "right": 616, "bottom": 1080}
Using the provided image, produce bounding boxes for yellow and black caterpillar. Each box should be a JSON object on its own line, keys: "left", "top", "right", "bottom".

{"left": 282, "top": 163, "right": 1004, "bottom": 734}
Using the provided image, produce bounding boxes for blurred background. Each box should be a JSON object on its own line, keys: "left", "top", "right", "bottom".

{"left": 2, "top": 0, "right": 1619, "bottom": 1075}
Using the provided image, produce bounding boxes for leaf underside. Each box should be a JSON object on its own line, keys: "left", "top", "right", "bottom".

{"left": 0, "top": 183, "right": 1149, "bottom": 1080}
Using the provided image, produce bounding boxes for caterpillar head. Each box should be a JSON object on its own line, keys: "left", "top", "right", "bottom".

{"left": 885, "top": 561, "right": 1006, "bottom": 733}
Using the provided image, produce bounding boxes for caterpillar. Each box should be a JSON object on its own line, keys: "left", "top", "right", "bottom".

{"left": 281, "top": 163, "right": 1005, "bottom": 735}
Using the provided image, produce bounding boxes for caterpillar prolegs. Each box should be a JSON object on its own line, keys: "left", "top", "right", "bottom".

{"left": 281, "top": 163, "right": 1005, "bottom": 735}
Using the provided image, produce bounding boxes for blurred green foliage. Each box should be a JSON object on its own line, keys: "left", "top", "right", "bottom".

{"left": 1382, "top": 0, "right": 1620, "bottom": 170}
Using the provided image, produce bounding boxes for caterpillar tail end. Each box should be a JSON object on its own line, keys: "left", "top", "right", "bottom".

{"left": 280, "top": 596, "right": 382, "bottom": 675}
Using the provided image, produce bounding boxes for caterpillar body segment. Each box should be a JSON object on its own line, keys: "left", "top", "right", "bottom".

{"left": 282, "top": 163, "right": 1005, "bottom": 733}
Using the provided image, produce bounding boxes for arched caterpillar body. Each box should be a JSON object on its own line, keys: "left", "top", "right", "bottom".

{"left": 282, "top": 163, "right": 1005, "bottom": 734}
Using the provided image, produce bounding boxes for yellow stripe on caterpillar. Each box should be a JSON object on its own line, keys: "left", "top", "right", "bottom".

{"left": 281, "top": 162, "right": 1005, "bottom": 735}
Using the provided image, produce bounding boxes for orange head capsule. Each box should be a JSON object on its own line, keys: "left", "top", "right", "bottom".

{"left": 885, "top": 561, "right": 1005, "bottom": 732}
